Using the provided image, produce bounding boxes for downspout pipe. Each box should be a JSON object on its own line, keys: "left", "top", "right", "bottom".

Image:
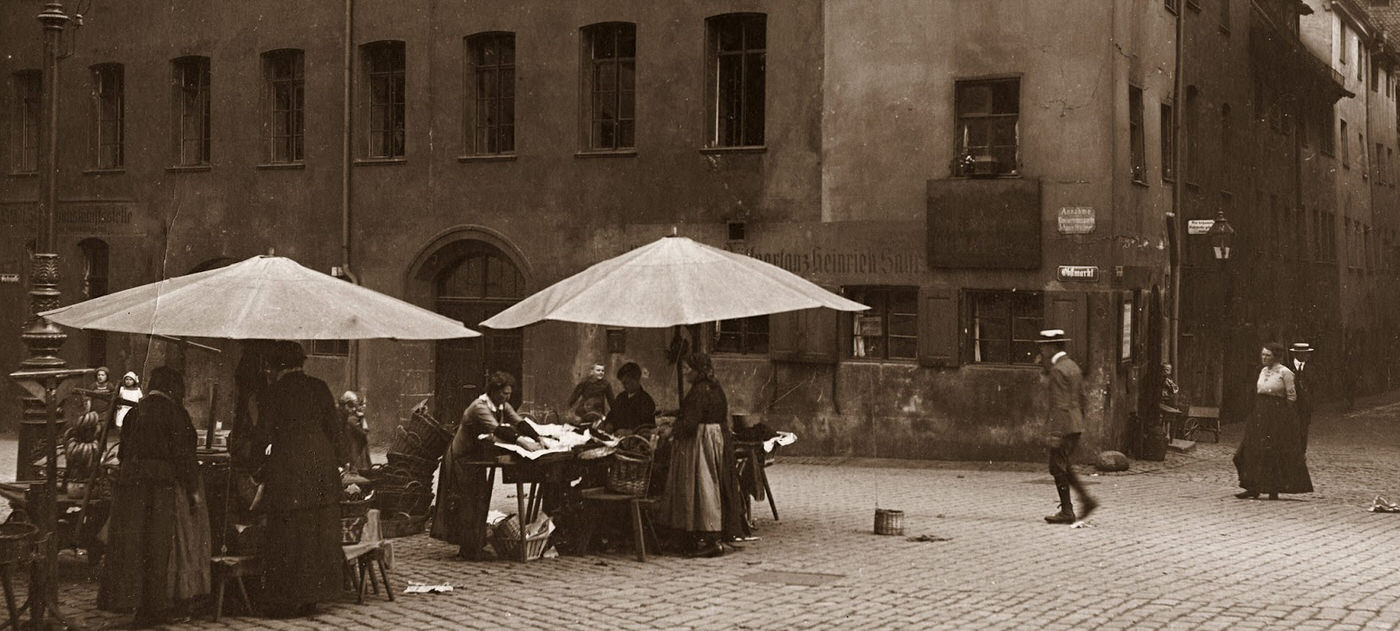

{"left": 1169, "top": 1, "right": 1186, "bottom": 373}
{"left": 342, "top": 0, "right": 360, "bottom": 389}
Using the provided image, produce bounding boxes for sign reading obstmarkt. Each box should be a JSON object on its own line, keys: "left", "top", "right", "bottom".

{"left": 1057, "top": 265, "right": 1099, "bottom": 282}
{"left": 1057, "top": 206, "right": 1096, "bottom": 235}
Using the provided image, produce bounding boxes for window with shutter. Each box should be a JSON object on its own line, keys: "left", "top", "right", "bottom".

{"left": 1044, "top": 291, "right": 1088, "bottom": 366}
{"left": 918, "top": 286, "right": 958, "bottom": 367}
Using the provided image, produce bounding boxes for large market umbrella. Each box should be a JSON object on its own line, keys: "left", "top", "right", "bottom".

{"left": 41, "top": 254, "right": 479, "bottom": 340}
{"left": 479, "top": 235, "right": 868, "bottom": 403}
{"left": 480, "top": 235, "right": 868, "bottom": 329}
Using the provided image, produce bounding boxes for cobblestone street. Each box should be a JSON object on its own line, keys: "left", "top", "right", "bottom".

{"left": 15, "top": 391, "right": 1400, "bottom": 630}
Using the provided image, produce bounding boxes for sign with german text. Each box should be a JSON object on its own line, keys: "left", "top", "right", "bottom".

{"left": 1057, "top": 265, "right": 1099, "bottom": 282}
{"left": 0, "top": 274, "right": 17, "bottom": 283}
{"left": 1187, "top": 219, "right": 1215, "bottom": 235}
{"left": 1057, "top": 206, "right": 1095, "bottom": 235}
{"left": 927, "top": 178, "right": 1041, "bottom": 269}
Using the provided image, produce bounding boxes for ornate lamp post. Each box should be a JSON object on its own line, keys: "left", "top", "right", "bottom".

{"left": 8, "top": 3, "right": 93, "bottom": 628}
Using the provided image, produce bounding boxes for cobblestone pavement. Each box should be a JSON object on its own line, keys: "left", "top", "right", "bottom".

{"left": 12, "top": 390, "right": 1400, "bottom": 630}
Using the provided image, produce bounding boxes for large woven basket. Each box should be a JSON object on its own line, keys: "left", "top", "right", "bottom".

{"left": 606, "top": 435, "right": 654, "bottom": 497}
{"left": 386, "top": 451, "right": 439, "bottom": 480}
{"left": 489, "top": 514, "right": 550, "bottom": 561}
{"left": 372, "top": 481, "right": 434, "bottom": 516}
{"left": 0, "top": 522, "right": 37, "bottom": 566}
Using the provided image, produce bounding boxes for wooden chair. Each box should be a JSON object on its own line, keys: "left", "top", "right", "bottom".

{"left": 210, "top": 555, "right": 258, "bottom": 621}
{"left": 576, "top": 487, "right": 660, "bottom": 562}
{"left": 1184, "top": 406, "right": 1221, "bottom": 443}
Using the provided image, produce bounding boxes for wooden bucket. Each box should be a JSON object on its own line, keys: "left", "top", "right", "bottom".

{"left": 873, "top": 508, "right": 904, "bottom": 536}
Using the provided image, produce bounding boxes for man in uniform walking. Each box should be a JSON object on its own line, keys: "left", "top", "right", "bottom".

{"left": 1037, "top": 329, "right": 1098, "bottom": 525}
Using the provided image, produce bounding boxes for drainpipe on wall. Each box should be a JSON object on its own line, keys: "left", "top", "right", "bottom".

{"left": 342, "top": 0, "right": 360, "bottom": 389}
{"left": 1169, "top": 1, "right": 1186, "bottom": 372}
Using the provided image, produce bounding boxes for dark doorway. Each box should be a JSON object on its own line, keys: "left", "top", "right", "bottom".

{"left": 79, "top": 239, "right": 110, "bottom": 367}
{"left": 433, "top": 242, "right": 524, "bottom": 421}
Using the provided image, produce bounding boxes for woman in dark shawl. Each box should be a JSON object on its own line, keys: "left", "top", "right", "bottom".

{"left": 253, "top": 341, "right": 345, "bottom": 617}
{"left": 97, "top": 366, "right": 210, "bottom": 627}
{"left": 656, "top": 353, "right": 748, "bottom": 557}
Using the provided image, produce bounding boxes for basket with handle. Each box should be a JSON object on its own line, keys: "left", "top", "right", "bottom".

{"left": 606, "top": 435, "right": 654, "bottom": 497}
{"left": 404, "top": 408, "right": 455, "bottom": 457}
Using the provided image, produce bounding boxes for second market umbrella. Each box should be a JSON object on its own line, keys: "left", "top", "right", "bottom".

{"left": 479, "top": 235, "right": 868, "bottom": 329}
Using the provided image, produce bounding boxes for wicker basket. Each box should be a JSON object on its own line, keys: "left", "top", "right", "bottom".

{"left": 386, "top": 451, "right": 440, "bottom": 480}
{"left": 372, "top": 481, "right": 434, "bottom": 516}
{"left": 606, "top": 435, "right": 654, "bottom": 497}
{"left": 0, "top": 522, "right": 37, "bottom": 566}
{"left": 340, "top": 498, "right": 371, "bottom": 519}
{"left": 340, "top": 516, "right": 367, "bottom": 545}
{"left": 489, "top": 514, "right": 550, "bottom": 561}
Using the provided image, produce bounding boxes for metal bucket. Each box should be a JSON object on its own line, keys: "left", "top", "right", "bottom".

{"left": 874, "top": 508, "right": 904, "bottom": 536}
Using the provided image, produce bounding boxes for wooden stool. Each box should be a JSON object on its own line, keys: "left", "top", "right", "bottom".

{"left": 210, "top": 555, "right": 258, "bottom": 621}
{"left": 577, "top": 488, "right": 659, "bottom": 562}
{"left": 351, "top": 544, "right": 394, "bottom": 603}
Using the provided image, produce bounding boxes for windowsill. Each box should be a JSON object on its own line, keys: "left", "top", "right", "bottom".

{"left": 256, "top": 162, "right": 306, "bottom": 170}
{"left": 83, "top": 168, "right": 126, "bottom": 175}
{"left": 844, "top": 357, "right": 919, "bottom": 365}
{"left": 961, "top": 362, "right": 1042, "bottom": 372}
{"left": 1131, "top": 178, "right": 1149, "bottom": 188}
{"left": 457, "top": 154, "right": 517, "bottom": 163}
{"left": 1162, "top": 175, "right": 1176, "bottom": 184}
{"left": 1184, "top": 181, "right": 1201, "bottom": 191}
{"left": 1219, "top": 25, "right": 1230, "bottom": 36}
{"left": 354, "top": 157, "right": 408, "bottom": 166}
{"left": 6, "top": 171, "right": 37, "bottom": 177}
{"left": 699, "top": 145, "right": 767, "bottom": 155}
{"left": 948, "top": 173, "right": 1024, "bottom": 180}
{"left": 166, "top": 165, "right": 211, "bottom": 173}
{"left": 713, "top": 353, "right": 770, "bottom": 360}
{"left": 574, "top": 149, "right": 638, "bottom": 159}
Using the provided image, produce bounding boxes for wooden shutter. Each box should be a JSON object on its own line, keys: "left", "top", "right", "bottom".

{"left": 769, "top": 310, "right": 800, "bottom": 362}
{"left": 1045, "top": 291, "right": 1089, "bottom": 367}
{"left": 918, "top": 286, "right": 959, "bottom": 367}
{"left": 770, "top": 307, "right": 839, "bottom": 364}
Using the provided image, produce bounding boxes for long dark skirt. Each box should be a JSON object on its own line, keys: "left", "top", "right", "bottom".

{"left": 97, "top": 481, "right": 177, "bottom": 614}
{"left": 1234, "top": 394, "right": 1313, "bottom": 494}
{"left": 430, "top": 449, "right": 494, "bottom": 559}
{"left": 261, "top": 503, "right": 343, "bottom": 611}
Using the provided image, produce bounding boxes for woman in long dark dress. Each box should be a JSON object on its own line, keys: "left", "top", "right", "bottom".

{"left": 1233, "top": 342, "right": 1313, "bottom": 500}
{"left": 656, "top": 353, "right": 748, "bottom": 557}
{"left": 97, "top": 366, "right": 210, "bottom": 628}
{"left": 253, "top": 341, "right": 345, "bottom": 617}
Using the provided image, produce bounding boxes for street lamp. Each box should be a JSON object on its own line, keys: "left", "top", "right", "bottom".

{"left": 1208, "top": 210, "right": 1236, "bottom": 261}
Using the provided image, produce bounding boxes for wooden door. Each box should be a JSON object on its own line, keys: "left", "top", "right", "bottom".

{"left": 433, "top": 248, "right": 524, "bottom": 421}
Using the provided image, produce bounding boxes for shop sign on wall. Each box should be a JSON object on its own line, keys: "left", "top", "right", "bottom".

{"left": 1187, "top": 219, "right": 1215, "bottom": 235}
{"left": 1056, "top": 265, "right": 1099, "bottom": 282}
{"left": 1057, "top": 206, "right": 1096, "bottom": 235}
{"left": 0, "top": 274, "right": 18, "bottom": 283}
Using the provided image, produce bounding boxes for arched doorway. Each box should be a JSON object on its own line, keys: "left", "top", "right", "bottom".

{"left": 432, "top": 241, "right": 525, "bottom": 420}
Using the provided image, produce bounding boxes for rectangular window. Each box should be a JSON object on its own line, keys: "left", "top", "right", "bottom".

{"left": 1341, "top": 119, "right": 1349, "bottom": 166}
{"left": 1321, "top": 109, "right": 1335, "bottom": 156}
{"left": 581, "top": 23, "right": 636, "bottom": 151}
{"left": 713, "top": 315, "right": 769, "bottom": 355}
{"left": 1219, "top": 0, "right": 1230, "bottom": 31}
{"left": 1378, "top": 142, "right": 1386, "bottom": 181}
{"left": 465, "top": 32, "right": 515, "bottom": 155}
{"left": 364, "top": 41, "right": 406, "bottom": 159}
{"left": 955, "top": 77, "right": 1020, "bottom": 176}
{"left": 172, "top": 56, "right": 211, "bottom": 166}
{"left": 92, "top": 64, "right": 124, "bottom": 169}
{"left": 967, "top": 290, "right": 1042, "bottom": 365}
{"left": 309, "top": 339, "right": 350, "bottom": 357}
{"left": 1161, "top": 102, "right": 1175, "bottom": 180}
{"left": 706, "top": 13, "right": 766, "bottom": 148}
{"left": 10, "top": 71, "right": 40, "bottom": 173}
{"left": 846, "top": 286, "right": 918, "bottom": 361}
{"left": 263, "top": 49, "right": 304, "bottom": 164}
{"left": 1372, "top": 61, "right": 1381, "bottom": 93}
{"left": 1129, "top": 86, "right": 1146, "bottom": 182}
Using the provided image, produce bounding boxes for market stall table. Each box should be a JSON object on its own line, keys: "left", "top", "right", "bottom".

{"left": 456, "top": 454, "right": 576, "bottom": 562}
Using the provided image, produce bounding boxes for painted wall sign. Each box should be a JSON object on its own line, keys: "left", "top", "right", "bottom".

{"left": 927, "top": 178, "right": 1041, "bottom": 269}
{"left": 0, "top": 274, "right": 17, "bottom": 283}
{"left": 1057, "top": 265, "right": 1099, "bottom": 282}
{"left": 746, "top": 248, "right": 924, "bottom": 275}
{"left": 1057, "top": 206, "right": 1096, "bottom": 234}
{"left": 1187, "top": 219, "right": 1215, "bottom": 235}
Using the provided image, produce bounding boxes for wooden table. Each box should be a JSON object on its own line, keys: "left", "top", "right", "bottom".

{"left": 458, "top": 454, "right": 574, "bottom": 562}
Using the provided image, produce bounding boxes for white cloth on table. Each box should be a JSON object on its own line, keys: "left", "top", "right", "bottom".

{"left": 761, "top": 432, "right": 798, "bottom": 453}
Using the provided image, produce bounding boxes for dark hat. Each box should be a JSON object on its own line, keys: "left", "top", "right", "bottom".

{"left": 265, "top": 340, "right": 307, "bottom": 369}
{"left": 1290, "top": 342, "right": 1315, "bottom": 353}
{"left": 1035, "top": 329, "right": 1071, "bottom": 344}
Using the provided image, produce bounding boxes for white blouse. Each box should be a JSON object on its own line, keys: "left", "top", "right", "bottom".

{"left": 1256, "top": 364, "right": 1296, "bottom": 401}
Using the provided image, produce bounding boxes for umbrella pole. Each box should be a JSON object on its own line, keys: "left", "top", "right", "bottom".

{"left": 674, "top": 326, "right": 684, "bottom": 410}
